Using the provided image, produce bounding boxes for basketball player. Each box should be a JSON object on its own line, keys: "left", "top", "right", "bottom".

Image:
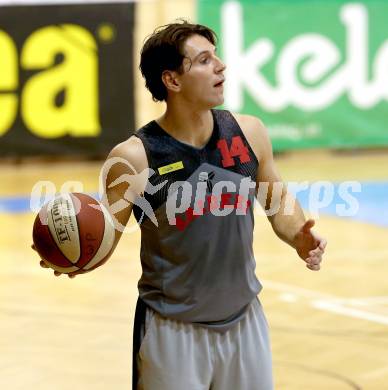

{"left": 35, "top": 21, "right": 326, "bottom": 389}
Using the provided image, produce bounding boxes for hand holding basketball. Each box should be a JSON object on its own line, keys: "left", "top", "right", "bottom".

{"left": 31, "top": 244, "right": 83, "bottom": 278}
{"left": 32, "top": 193, "right": 115, "bottom": 277}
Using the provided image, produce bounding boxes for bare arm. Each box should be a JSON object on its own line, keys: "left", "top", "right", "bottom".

{"left": 35, "top": 135, "right": 149, "bottom": 277}
{"left": 100, "top": 135, "right": 149, "bottom": 255}
{"left": 233, "top": 114, "right": 326, "bottom": 271}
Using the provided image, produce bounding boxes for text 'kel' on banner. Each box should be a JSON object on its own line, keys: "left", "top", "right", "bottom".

{"left": 198, "top": 0, "right": 388, "bottom": 151}
{"left": 0, "top": 1, "right": 135, "bottom": 157}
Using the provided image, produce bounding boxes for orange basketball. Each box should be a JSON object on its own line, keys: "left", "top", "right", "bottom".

{"left": 32, "top": 193, "right": 115, "bottom": 274}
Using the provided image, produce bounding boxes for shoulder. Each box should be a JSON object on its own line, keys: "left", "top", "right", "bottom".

{"left": 101, "top": 135, "right": 148, "bottom": 194}
{"left": 230, "top": 113, "right": 273, "bottom": 163}
{"left": 231, "top": 113, "right": 267, "bottom": 140}
{"left": 232, "top": 112, "right": 263, "bottom": 128}
{"left": 106, "top": 134, "right": 149, "bottom": 175}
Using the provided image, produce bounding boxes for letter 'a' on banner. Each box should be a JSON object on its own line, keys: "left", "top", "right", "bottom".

{"left": 0, "top": 0, "right": 135, "bottom": 157}
{"left": 198, "top": 0, "right": 388, "bottom": 151}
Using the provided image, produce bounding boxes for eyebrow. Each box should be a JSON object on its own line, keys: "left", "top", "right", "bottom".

{"left": 191, "top": 47, "right": 217, "bottom": 62}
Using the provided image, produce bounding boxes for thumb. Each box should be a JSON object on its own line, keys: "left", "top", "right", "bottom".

{"left": 302, "top": 219, "right": 315, "bottom": 234}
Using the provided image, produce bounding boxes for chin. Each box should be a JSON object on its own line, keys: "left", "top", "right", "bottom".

{"left": 195, "top": 94, "right": 224, "bottom": 110}
{"left": 208, "top": 94, "right": 225, "bottom": 108}
{"left": 213, "top": 96, "right": 224, "bottom": 107}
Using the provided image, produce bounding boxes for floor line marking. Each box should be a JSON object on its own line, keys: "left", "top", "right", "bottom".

{"left": 312, "top": 300, "right": 388, "bottom": 326}
{"left": 262, "top": 279, "right": 388, "bottom": 326}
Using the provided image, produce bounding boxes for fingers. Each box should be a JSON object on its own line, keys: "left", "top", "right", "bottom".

{"left": 39, "top": 260, "right": 61, "bottom": 277}
{"left": 306, "top": 243, "right": 323, "bottom": 271}
{"left": 306, "top": 262, "right": 320, "bottom": 271}
{"left": 34, "top": 243, "right": 78, "bottom": 278}
{"left": 299, "top": 222, "right": 326, "bottom": 271}
{"left": 307, "top": 237, "right": 325, "bottom": 255}
{"left": 319, "top": 238, "right": 327, "bottom": 251}
{"left": 39, "top": 258, "right": 65, "bottom": 277}
{"left": 50, "top": 268, "right": 73, "bottom": 278}
{"left": 309, "top": 246, "right": 324, "bottom": 257}
{"left": 39, "top": 260, "right": 49, "bottom": 268}
{"left": 305, "top": 247, "right": 323, "bottom": 271}
{"left": 306, "top": 253, "right": 321, "bottom": 265}
{"left": 305, "top": 255, "right": 322, "bottom": 271}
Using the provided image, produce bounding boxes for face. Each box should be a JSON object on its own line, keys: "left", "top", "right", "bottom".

{"left": 174, "top": 34, "right": 226, "bottom": 108}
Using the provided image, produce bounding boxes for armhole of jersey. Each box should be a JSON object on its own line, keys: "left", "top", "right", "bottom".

{"left": 223, "top": 110, "right": 260, "bottom": 166}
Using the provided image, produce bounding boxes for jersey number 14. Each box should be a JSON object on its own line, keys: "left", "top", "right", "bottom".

{"left": 217, "top": 136, "right": 251, "bottom": 168}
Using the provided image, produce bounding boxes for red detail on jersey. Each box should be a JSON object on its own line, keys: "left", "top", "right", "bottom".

{"left": 220, "top": 193, "right": 234, "bottom": 209}
{"left": 176, "top": 207, "right": 199, "bottom": 231}
{"left": 217, "top": 136, "right": 251, "bottom": 168}
{"left": 175, "top": 193, "right": 251, "bottom": 231}
{"left": 234, "top": 195, "right": 251, "bottom": 211}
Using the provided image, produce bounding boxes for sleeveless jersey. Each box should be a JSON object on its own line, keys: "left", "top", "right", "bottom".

{"left": 132, "top": 109, "right": 262, "bottom": 331}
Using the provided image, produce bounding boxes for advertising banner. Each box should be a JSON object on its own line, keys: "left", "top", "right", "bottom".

{"left": 0, "top": 0, "right": 135, "bottom": 157}
{"left": 198, "top": 0, "right": 388, "bottom": 150}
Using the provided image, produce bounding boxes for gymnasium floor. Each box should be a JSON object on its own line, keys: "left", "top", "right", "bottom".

{"left": 0, "top": 150, "right": 387, "bottom": 390}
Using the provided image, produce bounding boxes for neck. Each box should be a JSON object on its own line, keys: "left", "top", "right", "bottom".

{"left": 157, "top": 100, "right": 214, "bottom": 148}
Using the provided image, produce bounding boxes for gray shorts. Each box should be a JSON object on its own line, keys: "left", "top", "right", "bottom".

{"left": 134, "top": 297, "right": 273, "bottom": 390}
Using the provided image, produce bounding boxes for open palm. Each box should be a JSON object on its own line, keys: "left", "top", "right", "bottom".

{"left": 294, "top": 219, "right": 327, "bottom": 271}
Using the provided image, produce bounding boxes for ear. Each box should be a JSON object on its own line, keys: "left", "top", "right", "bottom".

{"left": 161, "top": 70, "right": 181, "bottom": 93}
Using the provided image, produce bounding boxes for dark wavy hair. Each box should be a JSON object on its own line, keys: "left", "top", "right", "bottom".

{"left": 139, "top": 20, "right": 217, "bottom": 102}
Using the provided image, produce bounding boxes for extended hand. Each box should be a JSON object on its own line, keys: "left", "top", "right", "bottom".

{"left": 293, "top": 219, "right": 327, "bottom": 271}
{"left": 31, "top": 244, "right": 81, "bottom": 278}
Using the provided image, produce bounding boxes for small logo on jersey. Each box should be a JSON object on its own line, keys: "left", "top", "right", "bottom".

{"left": 158, "top": 161, "right": 184, "bottom": 175}
{"left": 199, "top": 171, "right": 215, "bottom": 193}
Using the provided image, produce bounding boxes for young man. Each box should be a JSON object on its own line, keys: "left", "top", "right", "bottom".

{"left": 36, "top": 21, "right": 326, "bottom": 390}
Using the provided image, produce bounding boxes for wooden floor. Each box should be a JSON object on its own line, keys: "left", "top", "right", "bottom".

{"left": 1, "top": 150, "right": 388, "bottom": 390}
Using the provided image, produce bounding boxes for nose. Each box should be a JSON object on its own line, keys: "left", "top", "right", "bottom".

{"left": 215, "top": 55, "right": 226, "bottom": 73}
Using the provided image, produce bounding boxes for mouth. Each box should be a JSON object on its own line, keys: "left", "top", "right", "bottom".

{"left": 214, "top": 78, "right": 225, "bottom": 88}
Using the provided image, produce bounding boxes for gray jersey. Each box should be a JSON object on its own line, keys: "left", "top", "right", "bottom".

{"left": 133, "top": 109, "right": 262, "bottom": 331}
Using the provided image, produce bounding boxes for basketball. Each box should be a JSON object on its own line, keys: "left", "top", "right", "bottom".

{"left": 32, "top": 193, "right": 115, "bottom": 274}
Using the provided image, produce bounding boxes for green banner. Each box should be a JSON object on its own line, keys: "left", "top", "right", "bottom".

{"left": 198, "top": 0, "right": 388, "bottom": 150}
